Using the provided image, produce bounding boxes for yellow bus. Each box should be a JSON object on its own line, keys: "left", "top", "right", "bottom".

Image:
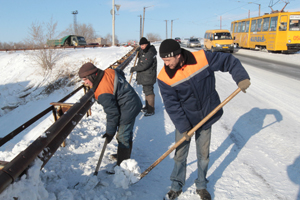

{"left": 230, "top": 11, "right": 300, "bottom": 53}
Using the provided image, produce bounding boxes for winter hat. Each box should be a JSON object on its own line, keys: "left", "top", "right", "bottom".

{"left": 139, "top": 37, "right": 149, "bottom": 45}
{"left": 159, "top": 39, "right": 181, "bottom": 58}
{"left": 78, "top": 62, "right": 98, "bottom": 78}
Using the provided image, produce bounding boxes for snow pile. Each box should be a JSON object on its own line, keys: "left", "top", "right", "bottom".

{"left": 0, "top": 159, "right": 54, "bottom": 200}
{"left": 113, "top": 159, "right": 141, "bottom": 189}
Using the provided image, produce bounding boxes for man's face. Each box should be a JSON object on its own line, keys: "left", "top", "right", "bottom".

{"left": 82, "top": 78, "right": 93, "bottom": 87}
{"left": 140, "top": 43, "right": 148, "bottom": 50}
{"left": 161, "top": 54, "right": 181, "bottom": 69}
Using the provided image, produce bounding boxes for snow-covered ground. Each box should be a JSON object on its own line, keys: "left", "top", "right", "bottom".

{"left": 0, "top": 45, "right": 300, "bottom": 200}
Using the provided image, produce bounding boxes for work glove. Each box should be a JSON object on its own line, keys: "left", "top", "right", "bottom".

{"left": 130, "top": 67, "right": 135, "bottom": 73}
{"left": 238, "top": 79, "right": 251, "bottom": 93}
{"left": 102, "top": 133, "right": 114, "bottom": 144}
{"left": 135, "top": 47, "right": 141, "bottom": 52}
{"left": 183, "top": 131, "right": 191, "bottom": 141}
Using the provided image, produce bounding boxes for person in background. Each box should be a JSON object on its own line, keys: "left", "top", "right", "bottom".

{"left": 78, "top": 63, "right": 142, "bottom": 173}
{"left": 130, "top": 37, "right": 157, "bottom": 116}
{"left": 157, "top": 39, "right": 250, "bottom": 200}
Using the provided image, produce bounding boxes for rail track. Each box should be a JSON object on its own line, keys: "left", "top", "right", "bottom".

{"left": 0, "top": 45, "right": 138, "bottom": 193}
{"left": 0, "top": 44, "right": 124, "bottom": 52}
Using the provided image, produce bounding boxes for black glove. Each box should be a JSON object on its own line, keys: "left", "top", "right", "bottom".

{"left": 102, "top": 133, "right": 114, "bottom": 143}
{"left": 130, "top": 67, "right": 135, "bottom": 73}
{"left": 135, "top": 47, "right": 141, "bottom": 52}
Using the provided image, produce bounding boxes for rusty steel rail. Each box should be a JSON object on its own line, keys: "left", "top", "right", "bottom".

{"left": 0, "top": 45, "right": 110, "bottom": 52}
{"left": 0, "top": 44, "right": 136, "bottom": 52}
{"left": 0, "top": 47, "right": 137, "bottom": 194}
{"left": 0, "top": 85, "right": 86, "bottom": 147}
{"left": 0, "top": 90, "right": 95, "bottom": 193}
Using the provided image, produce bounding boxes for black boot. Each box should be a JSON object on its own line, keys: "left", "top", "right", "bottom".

{"left": 109, "top": 141, "right": 132, "bottom": 161}
{"left": 141, "top": 100, "right": 148, "bottom": 112}
{"left": 144, "top": 94, "right": 155, "bottom": 117}
{"left": 116, "top": 146, "right": 131, "bottom": 166}
{"left": 196, "top": 189, "right": 211, "bottom": 200}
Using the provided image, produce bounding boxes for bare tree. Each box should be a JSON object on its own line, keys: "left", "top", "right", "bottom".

{"left": 0, "top": 41, "right": 26, "bottom": 50}
{"left": 26, "top": 16, "right": 58, "bottom": 48}
{"left": 26, "top": 17, "right": 64, "bottom": 71}
{"left": 27, "top": 21, "right": 44, "bottom": 48}
{"left": 104, "top": 33, "right": 119, "bottom": 45}
{"left": 146, "top": 33, "right": 161, "bottom": 42}
{"left": 46, "top": 17, "right": 58, "bottom": 41}
{"left": 104, "top": 33, "right": 112, "bottom": 44}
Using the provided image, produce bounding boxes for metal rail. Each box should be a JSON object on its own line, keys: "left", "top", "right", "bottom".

{"left": 0, "top": 44, "right": 135, "bottom": 52}
{"left": 0, "top": 48, "right": 137, "bottom": 193}
{"left": 0, "top": 85, "right": 85, "bottom": 147}
{"left": 0, "top": 44, "right": 111, "bottom": 52}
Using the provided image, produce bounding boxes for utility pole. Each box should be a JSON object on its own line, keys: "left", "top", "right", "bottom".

{"left": 139, "top": 15, "right": 142, "bottom": 39}
{"left": 72, "top": 10, "right": 78, "bottom": 35}
{"left": 142, "top": 6, "right": 153, "bottom": 37}
{"left": 112, "top": 0, "right": 115, "bottom": 46}
{"left": 111, "top": 1, "right": 121, "bottom": 46}
{"left": 171, "top": 18, "right": 179, "bottom": 39}
{"left": 164, "top": 20, "right": 168, "bottom": 39}
{"left": 248, "top": 2, "right": 261, "bottom": 16}
{"left": 220, "top": 16, "right": 222, "bottom": 29}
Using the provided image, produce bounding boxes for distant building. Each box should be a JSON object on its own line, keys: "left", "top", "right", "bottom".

{"left": 94, "top": 38, "right": 107, "bottom": 45}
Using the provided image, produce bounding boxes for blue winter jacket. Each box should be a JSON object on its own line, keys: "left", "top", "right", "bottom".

{"left": 93, "top": 68, "right": 142, "bottom": 136}
{"left": 157, "top": 49, "right": 250, "bottom": 133}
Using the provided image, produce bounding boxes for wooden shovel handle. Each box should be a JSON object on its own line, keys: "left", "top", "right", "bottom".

{"left": 94, "top": 138, "right": 108, "bottom": 176}
{"left": 139, "top": 88, "right": 242, "bottom": 179}
{"left": 129, "top": 51, "right": 139, "bottom": 84}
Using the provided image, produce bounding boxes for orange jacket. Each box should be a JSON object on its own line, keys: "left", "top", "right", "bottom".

{"left": 94, "top": 68, "right": 142, "bottom": 135}
{"left": 158, "top": 49, "right": 249, "bottom": 133}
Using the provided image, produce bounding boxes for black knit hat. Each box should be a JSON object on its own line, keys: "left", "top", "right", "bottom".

{"left": 78, "top": 62, "right": 98, "bottom": 78}
{"left": 139, "top": 37, "right": 149, "bottom": 45}
{"left": 159, "top": 39, "right": 181, "bottom": 58}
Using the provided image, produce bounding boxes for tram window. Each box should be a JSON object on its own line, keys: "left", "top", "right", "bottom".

{"left": 256, "top": 19, "right": 262, "bottom": 32}
{"left": 238, "top": 22, "right": 242, "bottom": 32}
{"left": 289, "top": 19, "right": 300, "bottom": 31}
{"left": 241, "top": 21, "right": 246, "bottom": 32}
{"left": 263, "top": 18, "right": 270, "bottom": 31}
{"left": 245, "top": 21, "right": 250, "bottom": 32}
{"left": 269, "top": 16, "right": 278, "bottom": 31}
{"left": 251, "top": 20, "right": 257, "bottom": 32}
{"left": 279, "top": 22, "right": 287, "bottom": 31}
{"left": 235, "top": 22, "right": 238, "bottom": 32}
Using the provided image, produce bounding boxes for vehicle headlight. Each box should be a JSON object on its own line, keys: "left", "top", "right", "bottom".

{"left": 216, "top": 43, "right": 220, "bottom": 47}
{"left": 288, "top": 40, "right": 291, "bottom": 43}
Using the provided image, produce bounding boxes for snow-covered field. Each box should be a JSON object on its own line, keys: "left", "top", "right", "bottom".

{"left": 0, "top": 45, "right": 300, "bottom": 200}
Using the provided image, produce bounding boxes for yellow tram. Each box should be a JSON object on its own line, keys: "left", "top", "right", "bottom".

{"left": 230, "top": 11, "right": 300, "bottom": 53}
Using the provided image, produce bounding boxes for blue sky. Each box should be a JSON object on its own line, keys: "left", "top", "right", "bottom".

{"left": 1, "top": 0, "right": 300, "bottom": 43}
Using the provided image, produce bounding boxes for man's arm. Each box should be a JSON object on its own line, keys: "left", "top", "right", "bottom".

{"left": 98, "top": 93, "right": 120, "bottom": 136}
{"left": 158, "top": 79, "right": 192, "bottom": 133}
{"left": 132, "top": 51, "right": 156, "bottom": 72}
{"left": 205, "top": 51, "right": 250, "bottom": 84}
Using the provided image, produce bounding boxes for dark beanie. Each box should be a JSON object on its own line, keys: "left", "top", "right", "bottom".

{"left": 78, "top": 62, "right": 98, "bottom": 78}
{"left": 159, "top": 39, "right": 181, "bottom": 58}
{"left": 139, "top": 37, "right": 149, "bottom": 45}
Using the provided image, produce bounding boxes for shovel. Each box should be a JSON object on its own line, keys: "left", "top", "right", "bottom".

{"left": 129, "top": 51, "right": 139, "bottom": 84}
{"left": 138, "top": 88, "right": 242, "bottom": 180}
{"left": 94, "top": 138, "right": 108, "bottom": 176}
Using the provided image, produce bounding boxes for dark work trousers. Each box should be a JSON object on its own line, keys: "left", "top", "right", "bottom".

{"left": 142, "top": 84, "right": 154, "bottom": 96}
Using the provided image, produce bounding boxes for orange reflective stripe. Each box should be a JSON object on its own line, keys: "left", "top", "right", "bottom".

{"left": 94, "top": 68, "right": 115, "bottom": 100}
{"left": 158, "top": 50, "right": 209, "bottom": 86}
